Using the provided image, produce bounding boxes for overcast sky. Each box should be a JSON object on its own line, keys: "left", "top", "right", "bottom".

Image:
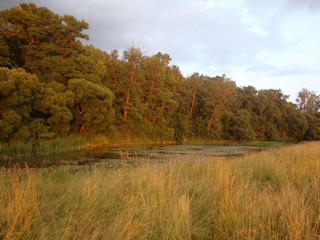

{"left": 1, "top": 0, "right": 320, "bottom": 101}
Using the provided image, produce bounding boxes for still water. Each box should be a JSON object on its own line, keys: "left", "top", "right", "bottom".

{"left": 1, "top": 144, "right": 264, "bottom": 168}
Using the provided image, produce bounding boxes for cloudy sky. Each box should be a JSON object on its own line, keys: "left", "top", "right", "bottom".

{"left": 1, "top": 0, "right": 320, "bottom": 101}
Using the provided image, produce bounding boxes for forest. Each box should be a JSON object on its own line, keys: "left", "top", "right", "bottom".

{"left": 1, "top": 3, "right": 320, "bottom": 145}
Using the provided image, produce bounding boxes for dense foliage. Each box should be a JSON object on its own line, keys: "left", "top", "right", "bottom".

{"left": 1, "top": 3, "right": 320, "bottom": 143}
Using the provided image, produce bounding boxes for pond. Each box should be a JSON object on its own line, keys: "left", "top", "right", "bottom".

{"left": 0, "top": 144, "right": 264, "bottom": 168}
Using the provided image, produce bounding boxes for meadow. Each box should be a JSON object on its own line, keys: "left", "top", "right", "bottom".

{"left": 1, "top": 141, "right": 320, "bottom": 239}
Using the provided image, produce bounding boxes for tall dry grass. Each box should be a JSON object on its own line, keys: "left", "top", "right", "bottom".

{"left": 0, "top": 164, "right": 37, "bottom": 239}
{"left": 1, "top": 141, "right": 320, "bottom": 239}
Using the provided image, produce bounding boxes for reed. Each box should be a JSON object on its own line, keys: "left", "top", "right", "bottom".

{"left": 1, "top": 141, "right": 320, "bottom": 239}
{"left": 0, "top": 135, "right": 110, "bottom": 157}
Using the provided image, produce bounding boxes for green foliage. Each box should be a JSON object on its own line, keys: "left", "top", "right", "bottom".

{"left": 0, "top": 110, "right": 21, "bottom": 141}
{"left": 0, "top": 67, "right": 46, "bottom": 141}
{"left": 296, "top": 88, "right": 320, "bottom": 115}
{"left": 223, "top": 109, "right": 255, "bottom": 141}
{"left": 1, "top": 3, "right": 319, "bottom": 145}
{"left": 0, "top": 37, "right": 14, "bottom": 67}
{"left": 0, "top": 3, "right": 89, "bottom": 84}
{"left": 64, "top": 45, "right": 107, "bottom": 84}
{"left": 68, "top": 78, "right": 114, "bottom": 135}
{"left": 11, "top": 119, "right": 55, "bottom": 143}
{"left": 287, "top": 111, "right": 308, "bottom": 141}
{"left": 35, "top": 82, "right": 74, "bottom": 136}
{"left": 302, "top": 114, "right": 320, "bottom": 140}
{"left": 0, "top": 68, "right": 42, "bottom": 117}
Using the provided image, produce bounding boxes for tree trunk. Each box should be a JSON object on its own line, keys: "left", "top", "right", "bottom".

{"left": 124, "top": 91, "right": 130, "bottom": 120}
{"left": 207, "top": 111, "right": 215, "bottom": 132}
{"left": 145, "top": 80, "right": 155, "bottom": 118}
{"left": 123, "top": 64, "right": 136, "bottom": 120}
{"left": 189, "top": 90, "right": 196, "bottom": 117}
{"left": 79, "top": 123, "right": 85, "bottom": 134}
{"left": 111, "top": 62, "right": 117, "bottom": 84}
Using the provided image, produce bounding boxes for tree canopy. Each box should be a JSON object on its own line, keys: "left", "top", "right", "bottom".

{"left": 1, "top": 3, "right": 319, "bottom": 143}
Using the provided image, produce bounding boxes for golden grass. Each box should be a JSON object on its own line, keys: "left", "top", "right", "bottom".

{"left": 1, "top": 141, "right": 320, "bottom": 239}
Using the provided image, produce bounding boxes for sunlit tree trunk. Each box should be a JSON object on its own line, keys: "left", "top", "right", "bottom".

{"left": 124, "top": 90, "right": 130, "bottom": 120}
{"left": 189, "top": 90, "right": 196, "bottom": 117}
{"left": 122, "top": 47, "right": 141, "bottom": 120}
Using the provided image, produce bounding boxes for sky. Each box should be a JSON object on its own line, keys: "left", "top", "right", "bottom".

{"left": 1, "top": 0, "right": 320, "bottom": 102}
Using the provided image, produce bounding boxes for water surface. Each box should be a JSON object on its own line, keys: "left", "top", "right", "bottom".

{"left": 0, "top": 144, "right": 264, "bottom": 168}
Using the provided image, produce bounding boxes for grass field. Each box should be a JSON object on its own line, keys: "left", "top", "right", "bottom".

{"left": 1, "top": 141, "right": 320, "bottom": 239}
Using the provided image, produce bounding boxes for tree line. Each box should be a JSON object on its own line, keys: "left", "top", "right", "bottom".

{"left": 1, "top": 3, "right": 320, "bottom": 143}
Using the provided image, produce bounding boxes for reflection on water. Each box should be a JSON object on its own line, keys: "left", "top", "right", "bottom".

{"left": 0, "top": 144, "right": 264, "bottom": 168}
